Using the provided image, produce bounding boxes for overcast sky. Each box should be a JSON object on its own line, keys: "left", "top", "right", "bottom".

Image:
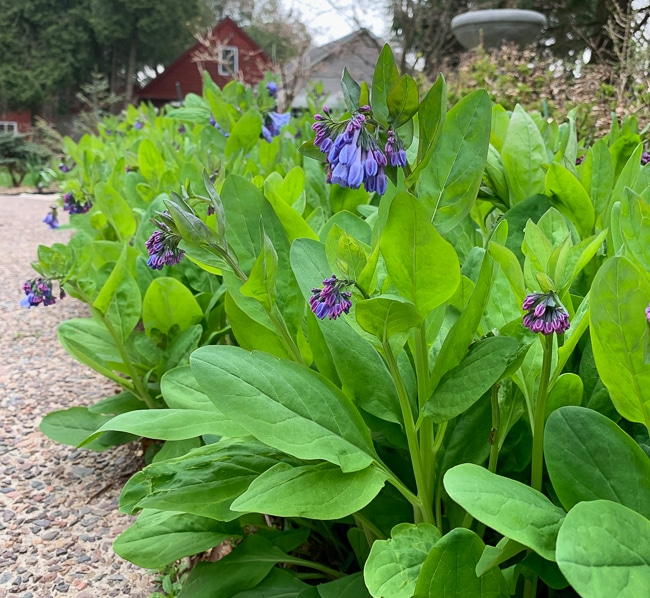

{"left": 285, "top": 0, "right": 389, "bottom": 45}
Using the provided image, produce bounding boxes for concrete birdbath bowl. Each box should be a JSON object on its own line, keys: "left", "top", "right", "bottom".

{"left": 451, "top": 9, "right": 548, "bottom": 50}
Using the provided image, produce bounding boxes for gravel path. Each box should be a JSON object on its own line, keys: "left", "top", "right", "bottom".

{"left": 0, "top": 195, "right": 157, "bottom": 597}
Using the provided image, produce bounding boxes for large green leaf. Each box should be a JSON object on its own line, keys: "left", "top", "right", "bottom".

{"left": 364, "top": 523, "right": 441, "bottom": 598}
{"left": 138, "top": 139, "right": 166, "bottom": 182}
{"left": 318, "top": 573, "right": 371, "bottom": 598}
{"left": 191, "top": 346, "right": 378, "bottom": 472}
{"left": 371, "top": 44, "right": 401, "bottom": 126}
{"left": 380, "top": 193, "right": 460, "bottom": 316}
{"left": 232, "top": 462, "right": 386, "bottom": 519}
{"left": 414, "top": 528, "right": 509, "bottom": 597}
{"left": 590, "top": 256, "right": 650, "bottom": 425}
{"left": 501, "top": 104, "right": 547, "bottom": 204}
{"left": 620, "top": 190, "right": 650, "bottom": 271}
{"left": 122, "top": 439, "right": 288, "bottom": 521}
{"left": 232, "top": 569, "right": 308, "bottom": 598}
{"left": 580, "top": 139, "right": 613, "bottom": 222}
{"left": 225, "top": 109, "right": 263, "bottom": 157}
{"left": 545, "top": 406, "right": 650, "bottom": 518}
{"left": 387, "top": 74, "right": 419, "bottom": 129}
{"left": 417, "top": 90, "right": 491, "bottom": 232}
{"left": 425, "top": 336, "right": 518, "bottom": 423}
{"left": 444, "top": 464, "right": 565, "bottom": 560}
{"left": 556, "top": 500, "right": 650, "bottom": 598}
{"left": 545, "top": 162, "right": 595, "bottom": 238}
{"left": 355, "top": 295, "right": 422, "bottom": 349}
{"left": 142, "top": 276, "right": 203, "bottom": 336}
{"left": 113, "top": 509, "right": 234, "bottom": 569}
{"left": 94, "top": 182, "right": 137, "bottom": 239}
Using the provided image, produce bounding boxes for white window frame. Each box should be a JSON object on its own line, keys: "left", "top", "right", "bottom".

{"left": 0, "top": 121, "right": 18, "bottom": 135}
{"left": 218, "top": 46, "right": 239, "bottom": 76}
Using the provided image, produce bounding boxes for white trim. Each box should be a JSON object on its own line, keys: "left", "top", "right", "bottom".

{"left": 0, "top": 121, "right": 18, "bottom": 134}
{"left": 218, "top": 46, "right": 239, "bottom": 76}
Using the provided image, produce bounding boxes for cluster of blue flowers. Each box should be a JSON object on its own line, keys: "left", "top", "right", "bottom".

{"left": 145, "top": 211, "right": 185, "bottom": 270}
{"left": 209, "top": 117, "right": 229, "bottom": 137}
{"left": 312, "top": 105, "right": 407, "bottom": 195}
{"left": 134, "top": 120, "right": 144, "bottom": 130}
{"left": 42, "top": 206, "right": 59, "bottom": 230}
{"left": 62, "top": 192, "right": 92, "bottom": 215}
{"left": 309, "top": 275, "right": 354, "bottom": 320}
{"left": 262, "top": 111, "right": 291, "bottom": 143}
{"left": 58, "top": 162, "right": 74, "bottom": 173}
{"left": 522, "top": 291, "right": 570, "bottom": 335}
{"left": 21, "top": 278, "right": 62, "bottom": 308}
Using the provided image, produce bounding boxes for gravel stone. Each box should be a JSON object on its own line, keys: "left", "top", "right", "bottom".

{"left": 0, "top": 194, "right": 156, "bottom": 597}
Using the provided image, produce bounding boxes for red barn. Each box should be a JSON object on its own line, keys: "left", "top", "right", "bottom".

{"left": 137, "top": 17, "right": 273, "bottom": 106}
{"left": 0, "top": 110, "right": 32, "bottom": 135}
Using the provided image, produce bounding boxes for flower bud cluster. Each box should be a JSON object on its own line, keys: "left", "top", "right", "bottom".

{"left": 145, "top": 211, "right": 185, "bottom": 270}
{"left": 309, "top": 275, "right": 354, "bottom": 320}
{"left": 522, "top": 292, "right": 570, "bottom": 335}
{"left": 43, "top": 207, "right": 59, "bottom": 230}
{"left": 312, "top": 106, "right": 406, "bottom": 195}
{"left": 62, "top": 192, "right": 92, "bottom": 215}
{"left": 20, "top": 278, "right": 62, "bottom": 308}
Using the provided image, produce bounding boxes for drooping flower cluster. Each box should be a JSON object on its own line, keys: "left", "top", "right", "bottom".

{"left": 62, "top": 192, "right": 92, "bottom": 215}
{"left": 20, "top": 278, "right": 62, "bottom": 308}
{"left": 522, "top": 292, "right": 570, "bottom": 335}
{"left": 309, "top": 275, "right": 354, "bottom": 320}
{"left": 267, "top": 81, "right": 278, "bottom": 98}
{"left": 312, "top": 105, "right": 405, "bottom": 195}
{"left": 642, "top": 151, "right": 650, "bottom": 166}
{"left": 145, "top": 211, "right": 185, "bottom": 270}
{"left": 43, "top": 206, "right": 59, "bottom": 229}
{"left": 262, "top": 111, "right": 291, "bottom": 143}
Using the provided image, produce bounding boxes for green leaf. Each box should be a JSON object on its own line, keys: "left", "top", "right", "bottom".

{"left": 410, "top": 74, "right": 446, "bottom": 179}
{"left": 232, "top": 569, "right": 308, "bottom": 598}
{"left": 544, "top": 373, "right": 583, "bottom": 420}
{"left": 501, "top": 104, "right": 547, "bottom": 204}
{"left": 444, "top": 464, "right": 565, "bottom": 560}
{"left": 93, "top": 246, "right": 141, "bottom": 342}
{"left": 380, "top": 193, "right": 460, "bottom": 316}
{"left": 425, "top": 337, "right": 519, "bottom": 424}
{"left": 387, "top": 74, "right": 419, "bottom": 129}
{"left": 414, "top": 528, "right": 509, "bottom": 597}
{"left": 620, "top": 189, "right": 650, "bottom": 271}
{"left": 142, "top": 277, "right": 203, "bottom": 336}
{"left": 325, "top": 225, "right": 368, "bottom": 281}
{"left": 580, "top": 139, "right": 613, "bottom": 222}
{"left": 124, "top": 439, "right": 289, "bottom": 521}
{"left": 318, "top": 573, "right": 371, "bottom": 598}
{"left": 545, "top": 406, "right": 650, "bottom": 518}
{"left": 39, "top": 407, "right": 124, "bottom": 451}
{"left": 225, "top": 109, "right": 263, "bottom": 157}
{"left": 364, "top": 523, "right": 441, "bottom": 598}
{"left": 371, "top": 44, "right": 400, "bottom": 126}
{"left": 231, "top": 462, "right": 386, "bottom": 519}
{"left": 114, "top": 509, "right": 234, "bottom": 569}
{"left": 240, "top": 229, "right": 278, "bottom": 309}
{"left": 475, "top": 537, "right": 527, "bottom": 577}
{"left": 590, "top": 256, "right": 650, "bottom": 425}
{"left": 191, "top": 346, "right": 378, "bottom": 472}
{"left": 556, "top": 500, "right": 650, "bottom": 598}
{"left": 138, "top": 139, "right": 166, "bottom": 181}
{"left": 545, "top": 162, "right": 595, "bottom": 238}
{"left": 417, "top": 90, "right": 491, "bottom": 232}
{"left": 160, "top": 365, "right": 219, "bottom": 412}
{"left": 341, "top": 68, "right": 361, "bottom": 112}
{"left": 355, "top": 296, "right": 422, "bottom": 349}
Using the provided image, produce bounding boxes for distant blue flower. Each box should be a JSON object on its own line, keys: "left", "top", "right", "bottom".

{"left": 267, "top": 81, "right": 279, "bottom": 98}
{"left": 42, "top": 207, "right": 59, "bottom": 229}
{"left": 134, "top": 120, "right": 144, "bottom": 130}
{"left": 522, "top": 292, "right": 570, "bottom": 335}
{"left": 62, "top": 192, "right": 92, "bottom": 215}
{"left": 178, "top": 125, "right": 186, "bottom": 134}
{"left": 575, "top": 155, "right": 585, "bottom": 165}
{"left": 209, "top": 116, "right": 229, "bottom": 137}
{"left": 20, "top": 278, "right": 58, "bottom": 308}
{"left": 58, "top": 162, "right": 74, "bottom": 173}
{"left": 309, "top": 275, "right": 354, "bottom": 320}
{"left": 262, "top": 111, "right": 291, "bottom": 142}
{"left": 642, "top": 151, "right": 650, "bottom": 166}
{"left": 145, "top": 212, "right": 185, "bottom": 270}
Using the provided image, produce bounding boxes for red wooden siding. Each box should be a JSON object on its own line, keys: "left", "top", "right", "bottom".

{"left": 137, "top": 18, "right": 273, "bottom": 105}
{"left": 0, "top": 110, "right": 31, "bottom": 133}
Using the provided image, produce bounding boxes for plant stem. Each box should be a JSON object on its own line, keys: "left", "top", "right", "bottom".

{"left": 268, "top": 306, "right": 305, "bottom": 365}
{"left": 531, "top": 334, "right": 553, "bottom": 492}
{"left": 282, "top": 556, "right": 345, "bottom": 579}
{"left": 383, "top": 340, "right": 434, "bottom": 524}
{"left": 487, "top": 383, "right": 501, "bottom": 475}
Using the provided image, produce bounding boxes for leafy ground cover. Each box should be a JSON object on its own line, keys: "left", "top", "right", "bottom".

{"left": 24, "top": 46, "right": 650, "bottom": 597}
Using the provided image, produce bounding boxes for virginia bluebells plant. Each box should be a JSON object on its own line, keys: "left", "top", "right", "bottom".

{"left": 145, "top": 211, "right": 185, "bottom": 270}
{"left": 62, "top": 192, "right": 92, "bottom": 215}
{"left": 43, "top": 206, "right": 59, "bottom": 229}
{"left": 309, "top": 275, "right": 354, "bottom": 320}
{"left": 522, "top": 291, "right": 570, "bottom": 335}
{"left": 20, "top": 278, "right": 60, "bottom": 308}
{"left": 262, "top": 111, "right": 291, "bottom": 142}
{"left": 312, "top": 105, "right": 404, "bottom": 195}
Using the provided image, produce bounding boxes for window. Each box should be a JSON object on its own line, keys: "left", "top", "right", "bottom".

{"left": 218, "top": 46, "right": 238, "bottom": 76}
{"left": 0, "top": 122, "right": 18, "bottom": 135}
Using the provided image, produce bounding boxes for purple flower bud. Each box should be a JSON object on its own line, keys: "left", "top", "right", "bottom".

{"left": 646, "top": 303, "right": 650, "bottom": 323}
{"left": 642, "top": 151, "right": 650, "bottom": 166}
{"left": 267, "top": 81, "right": 279, "bottom": 98}
{"left": 43, "top": 207, "right": 59, "bottom": 230}
{"left": 309, "top": 275, "right": 353, "bottom": 320}
{"left": 145, "top": 213, "right": 185, "bottom": 270}
{"left": 522, "top": 291, "right": 570, "bottom": 335}
{"left": 134, "top": 121, "right": 144, "bottom": 130}
{"left": 20, "top": 278, "right": 58, "bottom": 308}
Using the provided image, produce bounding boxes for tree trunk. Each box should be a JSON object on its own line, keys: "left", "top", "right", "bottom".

{"left": 124, "top": 36, "right": 137, "bottom": 105}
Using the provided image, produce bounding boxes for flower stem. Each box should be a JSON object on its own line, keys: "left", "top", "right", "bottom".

{"left": 383, "top": 340, "right": 434, "bottom": 524}
{"left": 531, "top": 334, "right": 553, "bottom": 492}
{"left": 488, "top": 383, "right": 501, "bottom": 475}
